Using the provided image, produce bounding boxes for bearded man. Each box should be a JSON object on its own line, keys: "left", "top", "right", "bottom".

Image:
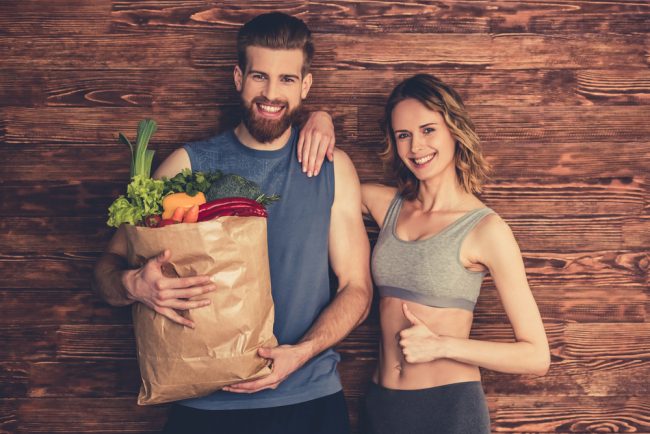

{"left": 92, "top": 12, "right": 371, "bottom": 434}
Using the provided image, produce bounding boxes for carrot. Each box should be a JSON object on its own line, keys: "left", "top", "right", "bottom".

{"left": 183, "top": 205, "right": 199, "bottom": 223}
{"left": 171, "top": 206, "right": 186, "bottom": 223}
{"left": 162, "top": 192, "right": 206, "bottom": 219}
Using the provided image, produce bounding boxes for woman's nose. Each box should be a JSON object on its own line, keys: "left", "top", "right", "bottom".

{"left": 410, "top": 136, "right": 424, "bottom": 153}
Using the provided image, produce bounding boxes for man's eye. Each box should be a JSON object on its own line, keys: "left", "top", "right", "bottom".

{"left": 282, "top": 77, "right": 296, "bottom": 83}
{"left": 252, "top": 74, "right": 265, "bottom": 81}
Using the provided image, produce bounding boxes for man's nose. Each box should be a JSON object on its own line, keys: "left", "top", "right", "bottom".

{"left": 262, "top": 79, "right": 278, "bottom": 101}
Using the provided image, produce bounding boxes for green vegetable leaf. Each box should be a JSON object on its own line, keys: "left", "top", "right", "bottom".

{"left": 118, "top": 133, "right": 135, "bottom": 178}
{"left": 161, "top": 169, "right": 223, "bottom": 197}
{"left": 118, "top": 119, "right": 157, "bottom": 179}
{"left": 107, "top": 175, "right": 164, "bottom": 227}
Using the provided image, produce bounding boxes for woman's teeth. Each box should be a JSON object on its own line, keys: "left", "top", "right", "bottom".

{"left": 413, "top": 153, "right": 435, "bottom": 165}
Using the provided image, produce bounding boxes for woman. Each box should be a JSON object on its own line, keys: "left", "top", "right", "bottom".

{"left": 360, "top": 74, "right": 550, "bottom": 434}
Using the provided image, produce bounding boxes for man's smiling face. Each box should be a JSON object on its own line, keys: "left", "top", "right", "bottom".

{"left": 235, "top": 46, "right": 312, "bottom": 143}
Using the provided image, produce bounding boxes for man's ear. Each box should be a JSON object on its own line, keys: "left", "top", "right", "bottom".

{"left": 301, "top": 72, "right": 313, "bottom": 100}
{"left": 234, "top": 65, "right": 243, "bottom": 92}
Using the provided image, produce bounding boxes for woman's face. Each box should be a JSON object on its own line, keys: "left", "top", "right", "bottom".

{"left": 391, "top": 98, "right": 457, "bottom": 182}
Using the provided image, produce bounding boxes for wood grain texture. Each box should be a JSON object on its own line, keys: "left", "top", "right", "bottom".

{"left": 1, "top": 0, "right": 649, "bottom": 433}
{"left": 105, "top": 1, "right": 650, "bottom": 35}
{"left": 3, "top": 67, "right": 648, "bottom": 109}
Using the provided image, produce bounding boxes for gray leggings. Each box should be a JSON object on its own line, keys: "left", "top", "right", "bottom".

{"left": 362, "top": 381, "right": 491, "bottom": 434}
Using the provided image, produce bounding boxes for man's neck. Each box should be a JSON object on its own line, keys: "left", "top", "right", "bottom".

{"left": 234, "top": 123, "right": 292, "bottom": 151}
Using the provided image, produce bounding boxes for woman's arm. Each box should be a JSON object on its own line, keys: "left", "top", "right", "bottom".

{"left": 399, "top": 214, "right": 551, "bottom": 376}
{"left": 297, "top": 111, "right": 336, "bottom": 177}
{"left": 360, "top": 183, "right": 397, "bottom": 225}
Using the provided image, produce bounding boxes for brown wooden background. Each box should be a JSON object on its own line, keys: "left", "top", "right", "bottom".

{"left": 1, "top": 1, "right": 649, "bottom": 433}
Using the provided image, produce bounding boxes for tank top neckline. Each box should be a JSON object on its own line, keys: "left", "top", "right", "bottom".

{"left": 228, "top": 127, "right": 296, "bottom": 160}
{"left": 390, "top": 196, "right": 490, "bottom": 245}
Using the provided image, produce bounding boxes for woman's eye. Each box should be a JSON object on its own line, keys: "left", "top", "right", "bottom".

{"left": 396, "top": 133, "right": 410, "bottom": 140}
{"left": 423, "top": 127, "right": 435, "bottom": 134}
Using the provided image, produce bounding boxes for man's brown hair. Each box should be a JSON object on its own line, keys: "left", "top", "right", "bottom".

{"left": 237, "top": 12, "right": 314, "bottom": 77}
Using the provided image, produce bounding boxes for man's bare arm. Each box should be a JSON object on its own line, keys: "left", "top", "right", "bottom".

{"left": 224, "top": 149, "right": 372, "bottom": 394}
{"left": 91, "top": 148, "right": 215, "bottom": 327}
{"left": 298, "top": 149, "right": 372, "bottom": 354}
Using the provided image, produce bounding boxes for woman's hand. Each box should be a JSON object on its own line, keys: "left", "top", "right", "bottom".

{"left": 398, "top": 303, "right": 446, "bottom": 364}
{"left": 297, "top": 111, "right": 336, "bottom": 177}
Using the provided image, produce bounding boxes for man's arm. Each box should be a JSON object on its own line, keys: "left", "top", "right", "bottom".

{"left": 91, "top": 148, "right": 216, "bottom": 328}
{"left": 298, "top": 149, "right": 373, "bottom": 351}
{"left": 225, "top": 149, "right": 372, "bottom": 393}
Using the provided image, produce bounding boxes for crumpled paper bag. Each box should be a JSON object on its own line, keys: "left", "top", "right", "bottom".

{"left": 123, "top": 216, "right": 277, "bottom": 405}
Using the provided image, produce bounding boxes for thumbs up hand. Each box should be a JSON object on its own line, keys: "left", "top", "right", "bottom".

{"left": 398, "top": 303, "right": 446, "bottom": 364}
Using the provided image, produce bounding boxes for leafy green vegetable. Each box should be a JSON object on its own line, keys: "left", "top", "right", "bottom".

{"left": 106, "top": 119, "right": 161, "bottom": 227}
{"left": 205, "top": 173, "right": 279, "bottom": 206}
{"left": 107, "top": 175, "right": 164, "bottom": 227}
{"left": 133, "top": 120, "right": 157, "bottom": 178}
{"left": 162, "top": 169, "right": 223, "bottom": 197}
{"left": 117, "top": 119, "right": 157, "bottom": 178}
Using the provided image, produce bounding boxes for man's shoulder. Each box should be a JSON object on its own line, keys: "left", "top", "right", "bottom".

{"left": 331, "top": 148, "right": 358, "bottom": 182}
{"left": 332, "top": 148, "right": 354, "bottom": 170}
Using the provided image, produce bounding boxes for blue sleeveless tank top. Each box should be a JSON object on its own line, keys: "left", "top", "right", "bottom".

{"left": 372, "top": 194, "right": 493, "bottom": 311}
{"left": 179, "top": 128, "right": 341, "bottom": 410}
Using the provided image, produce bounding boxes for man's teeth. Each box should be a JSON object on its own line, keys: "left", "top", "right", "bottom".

{"left": 414, "top": 154, "right": 435, "bottom": 165}
{"left": 258, "top": 103, "right": 282, "bottom": 113}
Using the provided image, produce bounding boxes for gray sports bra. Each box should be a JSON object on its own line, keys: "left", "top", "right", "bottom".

{"left": 371, "top": 194, "right": 494, "bottom": 312}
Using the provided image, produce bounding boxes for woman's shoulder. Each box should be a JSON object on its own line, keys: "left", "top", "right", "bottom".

{"left": 361, "top": 183, "right": 398, "bottom": 227}
{"left": 470, "top": 207, "right": 516, "bottom": 246}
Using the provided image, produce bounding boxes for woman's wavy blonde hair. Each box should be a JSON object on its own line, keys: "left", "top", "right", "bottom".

{"left": 380, "top": 74, "right": 491, "bottom": 200}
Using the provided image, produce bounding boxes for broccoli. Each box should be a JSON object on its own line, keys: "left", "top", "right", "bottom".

{"left": 205, "top": 173, "right": 280, "bottom": 206}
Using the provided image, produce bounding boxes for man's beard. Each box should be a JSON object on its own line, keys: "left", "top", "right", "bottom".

{"left": 241, "top": 96, "right": 304, "bottom": 143}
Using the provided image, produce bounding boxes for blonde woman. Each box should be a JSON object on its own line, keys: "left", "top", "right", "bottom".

{"left": 359, "top": 74, "right": 550, "bottom": 434}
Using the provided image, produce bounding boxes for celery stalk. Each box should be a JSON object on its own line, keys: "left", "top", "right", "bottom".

{"left": 121, "top": 119, "right": 157, "bottom": 179}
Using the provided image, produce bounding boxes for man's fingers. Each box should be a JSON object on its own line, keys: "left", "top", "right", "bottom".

{"left": 157, "top": 275, "right": 212, "bottom": 291}
{"left": 225, "top": 375, "right": 277, "bottom": 392}
{"left": 258, "top": 347, "right": 276, "bottom": 359}
{"left": 224, "top": 383, "right": 277, "bottom": 394}
{"left": 176, "top": 274, "right": 212, "bottom": 289}
{"left": 155, "top": 249, "right": 171, "bottom": 264}
{"left": 160, "top": 298, "right": 211, "bottom": 311}
{"left": 155, "top": 306, "right": 195, "bottom": 329}
{"left": 158, "top": 284, "right": 216, "bottom": 301}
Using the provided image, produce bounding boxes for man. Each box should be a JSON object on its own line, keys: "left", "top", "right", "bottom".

{"left": 92, "top": 12, "right": 372, "bottom": 434}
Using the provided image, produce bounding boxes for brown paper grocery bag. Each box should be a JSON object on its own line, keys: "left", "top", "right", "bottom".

{"left": 123, "top": 216, "right": 277, "bottom": 405}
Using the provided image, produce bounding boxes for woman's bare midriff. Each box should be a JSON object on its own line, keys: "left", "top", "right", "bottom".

{"left": 373, "top": 296, "right": 481, "bottom": 390}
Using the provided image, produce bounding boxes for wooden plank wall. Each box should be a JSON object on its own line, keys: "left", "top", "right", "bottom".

{"left": 1, "top": 1, "right": 649, "bottom": 432}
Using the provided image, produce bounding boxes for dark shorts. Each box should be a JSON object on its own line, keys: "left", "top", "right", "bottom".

{"left": 361, "top": 381, "right": 490, "bottom": 434}
{"left": 162, "top": 391, "right": 350, "bottom": 434}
